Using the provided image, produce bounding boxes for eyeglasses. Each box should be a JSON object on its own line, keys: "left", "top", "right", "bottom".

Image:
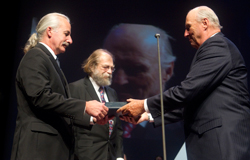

{"left": 102, "top": 65, "right": 115, "bottom": 72}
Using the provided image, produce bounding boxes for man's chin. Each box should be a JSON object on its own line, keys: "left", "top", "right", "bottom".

{"left": 104, "top": 78, "right": 112, "bottom": 84}
{"left": 60, "top": 46, "right": 67, "bottom": 53}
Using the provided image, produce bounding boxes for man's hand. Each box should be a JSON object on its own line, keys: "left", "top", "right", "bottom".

{"left": 120, "top": 112, "right": 148, "bottom": 124}
{"left": 85, "top": 100, "right": 109, "bottom": 120}
{"left": 117, "top": 98, "right": 145, "bottom": 120}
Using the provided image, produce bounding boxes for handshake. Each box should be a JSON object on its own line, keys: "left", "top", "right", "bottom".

{"left": 85, "top": 99, "right": 148, "bottom": 125}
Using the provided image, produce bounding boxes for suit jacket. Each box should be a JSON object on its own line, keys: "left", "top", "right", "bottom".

{"left": 147, "top": 32, "right": 250, "bottom": 160}
{"left": 11, "top": 43, "right": 91, "bottom": 160}
{"left": 69, "top": 77, "right": 124, "bottom": 160}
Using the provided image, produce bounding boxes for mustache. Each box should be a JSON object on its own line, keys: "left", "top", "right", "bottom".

{"left": 62, "top": 41, "right": 69, "bottom": 47}
{"left": 103, "top": 72, "right": 112, "bottom": 79}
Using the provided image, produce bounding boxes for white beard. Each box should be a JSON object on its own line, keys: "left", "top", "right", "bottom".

{"left": 92, "top": 69, "right": 112, "bottom": 86}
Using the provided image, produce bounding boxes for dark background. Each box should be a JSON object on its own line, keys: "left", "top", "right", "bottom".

{"left": 2, "top": 0, "right": 250, "bottom": 159}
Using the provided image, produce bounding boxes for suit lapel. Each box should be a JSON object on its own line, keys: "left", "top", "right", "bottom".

{"left": 83, "top": 77, "right": 100, "bottom": 102}
{"left": 36, "top": 43, "right": 70, "bottom": 98}
{"left": 105, "top": 87, "right": 116, "bottom": 102}
{"left": 84, "top": 77, "right": 117, "bottom": 129}
{"left": 190, "top": 32, "right": 224, "bottom": 69}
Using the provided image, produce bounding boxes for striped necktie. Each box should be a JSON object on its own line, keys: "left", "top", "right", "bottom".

{"left": 99, "top": 87, "right": 113, "bottom": 137}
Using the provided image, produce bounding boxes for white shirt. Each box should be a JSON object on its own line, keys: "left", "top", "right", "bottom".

{"left": 39, "top": 42, "right": 57, "bottom": 60}
{"left": 210, "top": 32, "right": 219, "bottom": 38}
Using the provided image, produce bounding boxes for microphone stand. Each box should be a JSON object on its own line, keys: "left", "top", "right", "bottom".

{"left": 155, "top": 33, "right": 167, "bottom": 160}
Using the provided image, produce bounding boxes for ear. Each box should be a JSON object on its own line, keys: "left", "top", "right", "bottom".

{"left": 162, "top": 62, "right": 174, "bottom": 82}
{"left": 46, "top": 27, "right": 53, "bottom": 38}
{"left": 201, "top": 18, "right": 209, "bottom": 30}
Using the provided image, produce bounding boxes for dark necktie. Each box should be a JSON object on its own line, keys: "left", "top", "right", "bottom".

{"left": 99, "top": 87, "right": 113, "bottom": 137}
{"left": 55, "top": 57, "right": 60, "bottom": 68}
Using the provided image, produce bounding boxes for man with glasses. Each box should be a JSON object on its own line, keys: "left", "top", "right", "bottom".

{"left": 69, "top": 49, "right": 124, "bottom": 160}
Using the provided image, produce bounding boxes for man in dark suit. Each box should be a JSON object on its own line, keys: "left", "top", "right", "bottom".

{"left": 118, "top": 6, "right": 250, "bottom": 160}
{"left": 11, "top": 13, "right": 108, "bottom": 160}
{"left": 69, "top": 49, "right": 124, "bottom": 160}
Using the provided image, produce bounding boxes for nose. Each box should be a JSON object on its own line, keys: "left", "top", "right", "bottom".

{"left": 107, "top": 68, "right": 112, "bottom": 74}
{"left": 67, "top": 35, "right": 73, "bottom": 44}
{"left": 184, "top": 29, "right": 189, "bottom": 38}
{"left": 113, "top": 69, "right": 128, "bottom": 85}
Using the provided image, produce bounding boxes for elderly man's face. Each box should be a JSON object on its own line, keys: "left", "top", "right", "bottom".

{"left": 91, "top": 52, "right": 114, "bottom": 86}
{"left": 106, "top": 40, "right": 167, "bottom": 101}
{"left": 104, "top": 24, "right": 174, "bottom": 101}
{"left": 50, "top": 17, "right": 73, "bottom": 55}
{"left": 184, "top": 11, "right": 203, "bottom": 49}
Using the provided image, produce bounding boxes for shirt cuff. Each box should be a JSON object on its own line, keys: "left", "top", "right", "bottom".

{"left": 90, "top": 116, "right": 95, "bottom": 125}
{"left": 116, "top": 158, "right": 124, "bottom": 160}
{"left": 148, "top": 113, "right": 154, "bottom": 122}
{"left": 144, "top": 99, "right": 150, "bottom": 113}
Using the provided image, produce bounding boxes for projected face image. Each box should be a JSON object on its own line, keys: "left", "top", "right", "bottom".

{"left": 108, "top": 47, "right": 161, "bottom": 101}
{"left": 104, "top": 24, "right": 175, "bottom": 101}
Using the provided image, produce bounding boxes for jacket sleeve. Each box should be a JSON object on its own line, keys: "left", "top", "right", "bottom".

{"left": 68, "top": 81, "right": 92, "bottom": 127}
{"left": 153, "top": 108, "right": 184, "bottom": 127}
{"left": 16, "top": 49, "right": 90, "bottom": 127}
{"left": 147, "top": 37, "right": 231, "bottom": 120}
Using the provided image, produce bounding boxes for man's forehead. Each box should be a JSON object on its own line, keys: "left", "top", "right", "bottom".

{"left": 98, "top": 53, "right": 113, "bottom": 62}
{"left": 59, "top": 18, "right": 71, "bottom": 30}
{"left": 186, "top": 9, "right": 197, "bottom": 22}
{"left": 112, "top": 45, "right": 156, "bottom": 60}
{"left": 185, "top": 15, "right": 196, "bottom": 27}
{"left": 108, "top": 35, "right": 157, "bottom": 56}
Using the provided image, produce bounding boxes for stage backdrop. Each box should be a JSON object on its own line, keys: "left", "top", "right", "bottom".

{"left": 3, "top": 0, "right": 250, "bottom": 160}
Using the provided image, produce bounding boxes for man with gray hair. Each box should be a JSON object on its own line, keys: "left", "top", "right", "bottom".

{"left": 69, "top": 49, "right": 124, "bottom": 160}
{"left": 11, "top": 13, "right": 109, "bottom": 160}
{"left": 118, "top": 6, "right": 250, "bottom": 160}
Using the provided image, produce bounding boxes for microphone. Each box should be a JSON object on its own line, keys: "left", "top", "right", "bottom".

{"left": 155, "top": 33, "right": 160, "bottom": 38}
{"left": 155, "top": 33, "right": 167, "bottom": 160}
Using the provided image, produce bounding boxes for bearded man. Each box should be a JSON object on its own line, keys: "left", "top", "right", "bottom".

{"left": 69, "top": 49, "right": 124, "bottom": 160}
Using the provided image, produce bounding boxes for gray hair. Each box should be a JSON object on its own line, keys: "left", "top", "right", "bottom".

{"left": 82, "top": 49, "right": 114, "bottom": 76}
{"left": 195, "top": 6, "right": 223, "bottom": 29}
{"left": 23, "top": 13, "right": 70, "bottom": 53}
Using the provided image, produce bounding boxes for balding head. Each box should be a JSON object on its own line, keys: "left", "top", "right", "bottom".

{"left": 190, "top": 6, "right": 222, "bottom": 29}
{"left": 184, "top": 6, "right": 222, "bottom": 49}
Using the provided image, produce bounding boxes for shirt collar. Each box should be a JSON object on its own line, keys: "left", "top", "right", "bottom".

{"left": 210, "top": 32, "right": 219, "bottom": 38}
{"left": 39, "top": 42, "right": 57, "bottom": 60}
